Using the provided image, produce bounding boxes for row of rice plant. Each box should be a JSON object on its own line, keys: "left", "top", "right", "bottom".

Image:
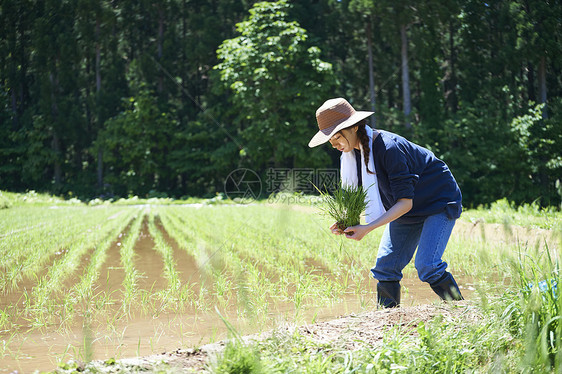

{"left": 0, "top": 206, "right": 140, "bottom": 330}
{"left": 3, "top": 202, "right": 557, "bottom": 333}
{"left": 0, "top": 206, "right": 131, "bottom": 292}
{"left": 155, "top": 205, "right": 385, "bottom": 323}
{"left": 118, "top": 209, "right": 147, "bottom": 314}
{"left": 62, "top": 208, "right": 145, "bottom": 324}
{"left": 143, "top": 208, "right": 201, "bottom": 313}
{"left": 156, "top": 205, "right": 244, "bottom": 312}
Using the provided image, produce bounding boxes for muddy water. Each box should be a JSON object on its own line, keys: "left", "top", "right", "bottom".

{"left": 95, "top": 234, "right": 126, "bottom": 296}
{"left": 133, "top": 222, "right": 168, "bottom": 292}
{"left": 1, "top": 213, "right": 483, "bottom": 374}
{"left": 0, "top": 274, "right": 476, "bottom": 374}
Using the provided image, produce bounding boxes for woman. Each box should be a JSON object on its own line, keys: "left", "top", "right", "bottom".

{"left": 309, "top": 98, "right": 463, "bottom": 307}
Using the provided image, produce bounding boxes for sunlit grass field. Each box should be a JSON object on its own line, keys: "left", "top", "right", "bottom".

{"left": 0, "top": 191, "right": 561, "bottom": 373}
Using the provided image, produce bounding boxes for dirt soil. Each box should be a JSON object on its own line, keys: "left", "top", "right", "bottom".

{"left": 72, "top": 302, "right": 479, "bottom": 373}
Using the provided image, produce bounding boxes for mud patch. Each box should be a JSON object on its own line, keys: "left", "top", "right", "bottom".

{"left": 80, "top": 302, "right": 479, "bottom": 373}
{"left": 134, "top": 219, "right": 167, "bottom": 292}
{"left": 94, "top": 229, "right": 130, "bottom": 297}
{"left": 293, "top": 302, "right": 479, "bottom": 350}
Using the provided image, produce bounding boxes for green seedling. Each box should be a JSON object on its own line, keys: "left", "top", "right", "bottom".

{"left": 313, "top": 182, "right": 368, "bottom": 234}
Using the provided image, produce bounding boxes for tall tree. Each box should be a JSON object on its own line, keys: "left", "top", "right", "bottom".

{"left": 215, "top": 0, "right": 336, "bottom": 170}
{"left": 0, "top": 0, "right": 561, "bottom": 205}
{"left": 349, "top": 0, "right": 377, "bottom": 126}
{"left": 515, "top": 0, "right": 562, "bottom": 119}
{"left": 395, "top": 1, "right": 417, "bottom": 131}
{"left": 30, "top": 0, "right": 83, "bottom": 190}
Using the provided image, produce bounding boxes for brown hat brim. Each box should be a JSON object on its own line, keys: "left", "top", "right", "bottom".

{"left": 308, "top": 111, "right": 374, "bottom": 148}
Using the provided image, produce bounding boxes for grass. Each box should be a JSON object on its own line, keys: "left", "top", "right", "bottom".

{"left": 0, "top": 191, "right": 561, "bottom": 373}
{"left": 462, "top": 197, "right": 562, "bottom": 230}
{"left": 203, "top": 249, "right": 560, "bottom": 373}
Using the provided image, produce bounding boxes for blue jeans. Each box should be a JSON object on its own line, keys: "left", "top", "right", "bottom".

{"left": 370, "top": 211, "right": 456, "bottom": 285}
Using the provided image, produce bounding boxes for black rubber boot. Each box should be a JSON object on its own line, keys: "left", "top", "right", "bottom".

{"left": 430, "top": 272, "right": 463, "bottom": 301}
{"left": 377, "top": 281, "right": 401, "bottom": 308}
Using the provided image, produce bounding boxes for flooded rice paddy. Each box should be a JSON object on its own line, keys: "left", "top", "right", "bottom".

{"left": 2, "top": 203, "right": 554, "bottom": 373}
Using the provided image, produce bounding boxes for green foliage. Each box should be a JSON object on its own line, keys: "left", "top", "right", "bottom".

{"left": 414, "top": 97, "right": 560, "bottom": 207}
{"left": 98, "top": 86, "right": 179, "bottom": 197}
{"left": 0, "top": 190, "right": 83, "bottom": 207}
{"left": 0, "top": 89, "right": 22, "bottom": 190}
{"left": 461, "top": 197, "right": 562, "bottom": 230}
{"left": 509, "top": 102, "right": 562, "bottom": 206}
{"left": 0, "top": 0, "right": 561, "bottom": 208}
{"left": 500, "top": 247, "right": 562, "bottom": 371}
{"left": 214, "top": 0, "right": 336, "bottom": 170}
{"left": 211, "top": 341, "right": 263, "bottom": 374}
{"left": 167, "top": 116, "right": 232, "bottom": 197}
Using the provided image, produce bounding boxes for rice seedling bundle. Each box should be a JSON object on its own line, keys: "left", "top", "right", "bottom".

{"left": 315, "top": 183, "right": 368, "bottom": 233}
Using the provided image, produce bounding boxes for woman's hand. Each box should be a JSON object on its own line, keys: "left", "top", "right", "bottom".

{"left": 330, "top": 222, "right": 343, "bottom": 235}
{"left": 343, "top": 224, "right": 371, "bottom": 241}
{"left": 336, "top": 198, "right": 413, "bottom": 242}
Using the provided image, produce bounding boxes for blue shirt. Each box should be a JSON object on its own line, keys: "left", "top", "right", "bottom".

{"left": 371, "top": 130, "right": 462, "bottom": 224}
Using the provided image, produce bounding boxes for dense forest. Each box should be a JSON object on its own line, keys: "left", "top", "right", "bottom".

{"left": 1, "top": 0, "right": 561, "bottom": 207}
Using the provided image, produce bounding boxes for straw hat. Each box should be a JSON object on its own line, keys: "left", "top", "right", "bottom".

{"left": 308, "top": 98, "right": 374, "bottom": 148}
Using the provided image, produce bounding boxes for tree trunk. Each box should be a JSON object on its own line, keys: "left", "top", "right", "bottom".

{"left": 85, "top": 51, "right": 91, "bottom": 131}
{"left": 400, "top": 24, "right": 411, "bottom": 129}
{"left": 446, "top": 20, "right": 458, "bottom": 113}
{"left": 527, "top": 62, "right": 536, "bottom": 102}
{"left": 95, "top": 19, "right": 101, "bottom": 92}
{"left": 97, "top": 149, "right": 103, "bottom": 190}
{"left": 11, "top": 89, "right": 18, "bottom": 130}
{"left": 157, "top": 6, "right": 164, "bottom": 93}
{"left": 182, "top": 0, "right": 189, "bottom": 112}
{"left": 367, "top": 20, "right": 376, "bottom": 127}
{"left": 52, "top": 133, "right": 62, "bottom": 186}
{"left": 50, "top": 72, "right": 62, "bottom": 187}
{"left": 538, "top": 55, "right": 547, "bottom": 119}
{"left": 95, "top": 16, "right": 103, "bottom": 190}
